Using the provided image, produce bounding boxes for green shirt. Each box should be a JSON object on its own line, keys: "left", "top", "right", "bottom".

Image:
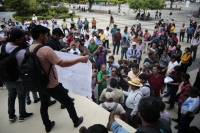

{"left": 97, "top": 70, "right": 109, "bottom": 98}
{"left": 88, "top": 43, "right": 98, "bottom": 54}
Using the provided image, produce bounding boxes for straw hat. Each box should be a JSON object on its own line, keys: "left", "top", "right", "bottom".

{"left": 128, "top": 78, "right": 142, "bottom": 87}
{"left": 118, "top": 59, "right": 130, "bottom": 66}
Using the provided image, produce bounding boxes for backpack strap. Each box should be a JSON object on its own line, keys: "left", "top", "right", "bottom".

{"left": 101, "top": 103, "right": 108, "bottom": 110}
{"left": 9, "top": 46, "right": 23, "bottom": 58}
{"left": 112, "top": 103, "right": 118, "bottom": 112}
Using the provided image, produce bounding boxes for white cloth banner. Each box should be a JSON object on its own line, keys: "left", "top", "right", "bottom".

{"left": 54, "top": 51, "right": 92, "bottom": 99}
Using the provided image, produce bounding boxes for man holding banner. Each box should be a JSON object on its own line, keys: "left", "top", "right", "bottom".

{"left": 30, "top": 25, "right": 89, "bottom": 132}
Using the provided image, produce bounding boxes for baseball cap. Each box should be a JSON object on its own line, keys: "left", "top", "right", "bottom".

{"left": 143, "top": 62, "right": 150, "bottom": 68}
{"left": 105, "top": 88, "right": 115, "bottom": 100}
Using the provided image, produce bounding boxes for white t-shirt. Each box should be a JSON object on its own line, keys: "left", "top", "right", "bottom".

{"left": 32, "top": 16, "right": 37, "bottom": 21}
{"left": 140, "top": 83, "right": 151, "bottom": 97}
{"left": 84, "top": 39, "right": 90, "bottom": 48}
{"left": 53, "top": 24, "right": 60, "bottom": 29}
{"left": 160, "top": 111, "right": 171, "bottom": 126}
{"left": 21, "top": 25, "right": 27, "bottom": 31}
{"left": 100, "top": 102, "right": 126, "bottom": 115}
{"left": 41, "top": 23, "right": 48, "bottom": 28}
{"left": 166, "top": 61, "right": 179, "bottom": 74}
{"left": 181, "top": 96, "right": 200, "bottom": 117}
{"left": 104, "top": 30, "right": 110, "bottom": 40}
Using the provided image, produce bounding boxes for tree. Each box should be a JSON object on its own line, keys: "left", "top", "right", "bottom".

{"left": 129, "top": 0, "right": 166, "bottom": 18}
{"left": 108, "top": 0, "right": 127, "bottom": 13}
{"left": 170, "top": 0, "right": 174, "bottom": 8}
{"left": 88, "top": 0, "right": 94, "bottom": 12}
{"left": 5, "top": 0, "right": 31, "bottom": 15}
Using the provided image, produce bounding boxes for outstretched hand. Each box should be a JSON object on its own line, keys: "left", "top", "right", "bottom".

{"left": 79, "top": 55, "right": 89, "bottom": 63}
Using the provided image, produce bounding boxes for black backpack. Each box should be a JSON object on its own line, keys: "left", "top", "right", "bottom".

{"left": 19, "top": 45, "right": 52, "bottom": 92}
{"left": 0, "top": 44, "right": 22, "bottom": 82}
{"left": 142, "top": 84, "right": 155, "bottom": 97}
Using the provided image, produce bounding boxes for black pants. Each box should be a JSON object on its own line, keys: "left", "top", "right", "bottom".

{"left": 84, "top": 25, "right": 88, "bottom": 29}
{"left": 191, "top": 46, "right": 198, "bottom": 61}
{"left": 169, "top": 87, "right": 178, "bottom": 108}
{"left": 177, "top": 105, "right": 182, "bottom": 122}
{"left": 39, "top": 83, "right": 79, "bottom": 127}
{"left": 181, "top": 63, "right": 189, "bottom": 73}
{"left": 178, "top": 116, "right": 194, "bottom": 133}
{"left": 187, "top": 34, "right": 193, "bottom": 43}
{"left": 113, "top": 41, "right": 120, "bottom": 54}
{"left": 179, "top": 32, "right": 185, "bottom": 42}
{"left": 104, "top": 40, "right": 109, "bottom": 48}
{"left": 63, "top": 28, "right": 70, "bottom": 35}
{"left": 125, "top": 108, "right": 139, "bottom": 128}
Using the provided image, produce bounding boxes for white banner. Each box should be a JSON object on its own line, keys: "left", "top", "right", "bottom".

{"left": 54, "top": 51, "right": 92, "bottom": 99}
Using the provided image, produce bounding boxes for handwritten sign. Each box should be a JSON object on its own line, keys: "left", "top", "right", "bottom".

{"left": 54, "top": 51, "right": 92, "bottom": 99}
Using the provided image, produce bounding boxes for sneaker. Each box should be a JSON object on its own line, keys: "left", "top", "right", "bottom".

{"left": 74, "top": 117, "right": 83, "bottom": 128}
{"left": 27, "top": 100, "right": 31, "bottom": 105}
{"left": 48, "top": 100, "right": 57, "bottom": 107}
{"left": 19, "top": 113, "right": 34, "bottom": 122}
{"left": 34, "top": 98, "right": 40, "bottom": 103}
{"left": 9, "top": 115, "right": 17, "bottom": 122}
{"left": 45, "top": 121, "right": 55, "bottom": 132}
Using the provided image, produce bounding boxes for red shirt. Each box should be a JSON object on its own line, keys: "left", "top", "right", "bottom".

{"left": 173, "top": 36, "right": 178, "bottom": 43}
{"left": 66, "top": 36, "right": 73, "bottom": 45}
{"left": 148, "top": 74, "right": 164, "bottom": 97}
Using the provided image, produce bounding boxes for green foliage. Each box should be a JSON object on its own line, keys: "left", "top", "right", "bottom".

{"left": 108, "top": 0, "right": 127, "bottom": 5}
{"left": 128, "top": 0, "right": 166, "bottom": 11}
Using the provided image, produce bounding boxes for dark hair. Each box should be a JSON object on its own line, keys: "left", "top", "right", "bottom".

{"left": 181, "top": 73, "right": 190, "bottom": 80}
{"left": 158, "top": 100, "right": 165, "bottom": 112}
{"left": 148, "top": 52, "right": 154, "bottom": 57}
{"left": 100, "top": 63, "right": 106, "bottom": 68}
{"left": 31, "top": 25, "right": 50, "bottom": 40}
{"left": 153, "top": 65, "right": 161, "bottom": 71}
{"left": 170, "top": 55, "right": 176, "bottom": 59}
{"left": 139, "top": 73, "right": 148, "bottom": 81}
{"left": 174, "top": 65, "right": 181, "bottom": 72}
{"left": 86, "top": 124, "right": 108, "bottom": 133}
{"left": 110, "top": 78, "right": 118, "bottom": 88}
{"left": 106, "top": 27, "right": 109, "bottom": 30}
{"left": 123, "top": 37, "right": 127, "bottom": 40}
{"left": 9, "top": 29, "right": 24, "bottom": 42}
{"left": 85, "top": 34, "right": 90, "bottom": 39}
{"left": 131, "top": 64, "right": 139, "bottom": 69}
{"left": 109, "top": 55, "right": 114, "bottom": 60}
{"left": 52, "top": 28, "right": 64, "bottom": 36}
{"left": 138, "top": 97, "right": 160, "bottom": 123}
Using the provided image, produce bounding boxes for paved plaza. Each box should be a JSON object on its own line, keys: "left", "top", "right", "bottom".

{"left": 0, "top": 3, "right": 200, "bottom": 133}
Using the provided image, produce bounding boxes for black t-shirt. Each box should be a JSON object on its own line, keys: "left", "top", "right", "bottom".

{"left": 45, "top": 37, "right": 61, "bottom": 51}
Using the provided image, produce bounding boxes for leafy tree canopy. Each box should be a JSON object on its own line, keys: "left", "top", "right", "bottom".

{"left": 128, "top": 0, "right": 166, "bottom": 11}
{"left": 108, "top": 0, "right": 127, "bottom": 5}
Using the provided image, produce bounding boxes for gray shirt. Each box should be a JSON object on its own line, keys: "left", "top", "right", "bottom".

{"left": 159, "top": 55, "right": 170, "bottom": 68}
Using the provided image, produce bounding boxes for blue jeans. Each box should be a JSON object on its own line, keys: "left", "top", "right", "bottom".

{"left": 165, "top": 86, "right": 170, "bottom": 96}
{"left": 121, "top": 48, "right": 128, "bottom": 60}
{"left": 26, "top": 91, "right": 39, "bottom": 102}
{"left": 113, "top": 41, "right": 120, "bottom": 54}
{"left": 5, "top": 81, "right": 26, "bottom": 117}
{"left": 111, "top": 121, "right": 129, "bottom": 133}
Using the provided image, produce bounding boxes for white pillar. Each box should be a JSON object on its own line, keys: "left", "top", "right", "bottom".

{"left": 185, "top": 0, "right": 190, "bottom": 7}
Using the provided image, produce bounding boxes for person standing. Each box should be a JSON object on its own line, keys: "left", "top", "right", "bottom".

{"left": 107, "top": 56, "right": 118, "bottom": 73}
{"left": 186, "top": 24, "right": 195, "bottom": 43}
{"left": 155, "top": 10, "right": 158, "bottom": 20}
{"left": 69, "top": 9, "right": 73, "bottom": 18}
{"left": 180, "top": 47, "right": 192, "bottom": 73}
{"left": 171, "top": 45, "right": 182, "bottom": 63}
{"left": 180, "top": 23, "right": 186, "bottom": 42}
{"left": 148, "top": 65, "right": 164, "bottom": 100}
{"left": 99, "top": 29, "right": 106, "bottom": 48}
{"left": 159, "top": 50, "right": 170, "bottom": 76}
{"left": 120, "top": 37, "right": 130, "bottom": 60}
{"left": 61, "top": 18, "right": 69, "bottom": 35}
{"left": 113, "top": 28, "right": 121, "bottom": 55}
{"left": 123, "top": 78, "right": 143, "bottom": 128}
{"left": 136, "top": 39, "right": 144, "bottom": 65}
{"left": 30, "top": 25, "right": 87, "bottom": 132}
{"left": 109, "top": 14, "right": 114, "bottom": 27}
{"left": 143, "top": 29, "right": 151, "bottom": 54}
{"left": 77, "top": 18, "right": 83, "bottom": 34}
{"left": 159, "top": 10, "right": 162, "bottom": 19}
{"left": 83, "top": 18, "right": 89, "bottom": 29}
{"left": 91, "top": 18, "right": 97, "bottom": 29}
{"left": 169, "top": 11, "right": 172, "bottom": 19}
{"left": 104, "top": 27, "right": 110, "bottom": 49}
{"left": 126, "top": 42, "right": 141, "bottom": 64}
{"left": 111, "top": 24, "right": 117, "bottom": 45}
{"left": 190, "top": 34, "right": 200, "bottom": 61}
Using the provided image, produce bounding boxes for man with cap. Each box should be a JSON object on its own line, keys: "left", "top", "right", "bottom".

{"left": 140, "top": 62, "right": 151, "bottom": 74}
{"left": 111, "top": 24, "right": 117, "bottom": 45}
{"left": 178, "top": 86, "right": 200, "bottom": 133}
{"left": 70, "top": 36, "right": 80, "bottom": 49}
{"left": 122, "top": 77, "right": 143, "bottom": 128}
{"left": 126, "top": 42, "right": 141, "bottom": 64}
{"left": 139, "top": 73, "right": 151, "bottom": 97}
{"left": 100, "top": 88, "right": 126, "bottom": 116}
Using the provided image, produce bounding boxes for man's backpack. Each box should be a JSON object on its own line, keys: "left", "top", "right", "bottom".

{"left": 19, "top": 45, "right": 52, "bottom": 92}
{"left": 102, "top": 103, "right": 118, "bottom": 113}
{"left": 0, "top": 44, "right": 22, "bottom": 82}
{"left": 142, "top": 84, "right": 155, "bottom": 97}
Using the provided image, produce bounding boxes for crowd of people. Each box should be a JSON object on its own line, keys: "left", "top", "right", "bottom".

{"left": 0, "top": 11, "right": 200, "bottom": 133}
